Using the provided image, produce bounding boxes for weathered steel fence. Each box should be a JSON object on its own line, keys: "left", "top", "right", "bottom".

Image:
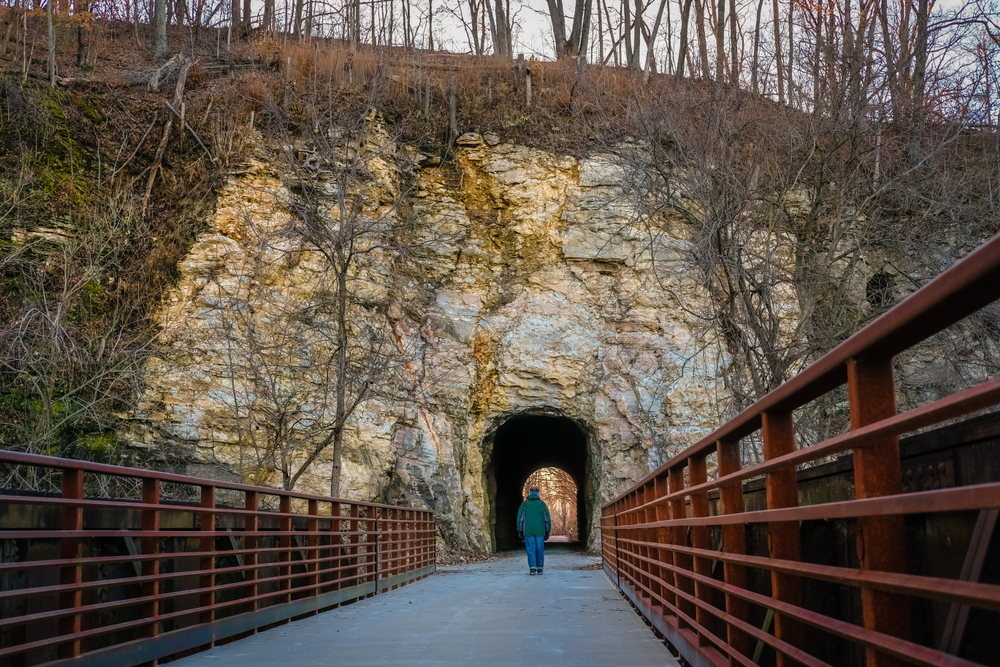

{"left": 0, "top": 452, "right": 435, "bottom": 666}
{"left": 601, "top": 232, "right": 1000, "bottom": 667}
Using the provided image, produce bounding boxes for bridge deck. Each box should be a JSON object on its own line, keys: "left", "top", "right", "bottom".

{"left": 170, "top": 546, "right": 678, "bottom": 666}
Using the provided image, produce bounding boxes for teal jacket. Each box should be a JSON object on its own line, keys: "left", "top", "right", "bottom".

{"left": 516, "top": 493, "right": 551, "bottom": 538}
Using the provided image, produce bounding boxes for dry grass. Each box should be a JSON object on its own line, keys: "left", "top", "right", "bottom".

{"left": 0, "top": 9, "right": 732, "bottom": 158}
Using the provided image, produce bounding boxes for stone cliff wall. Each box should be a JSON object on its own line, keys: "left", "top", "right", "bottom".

{"left": 127, "top": 129, "right": 733, "bottom": 550}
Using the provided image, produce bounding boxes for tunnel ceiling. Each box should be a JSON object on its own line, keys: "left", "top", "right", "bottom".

{"left": 491, "top": 414, "right": 587, "bottom": 488}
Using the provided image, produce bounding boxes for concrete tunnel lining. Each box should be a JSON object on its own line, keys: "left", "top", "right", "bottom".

{"left": 484, "top": 412, "right": 596, "bottom": 551}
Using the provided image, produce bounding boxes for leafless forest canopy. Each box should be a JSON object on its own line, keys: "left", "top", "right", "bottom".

{"left": 2, "top": 0, "right": 999, "bottom": 123}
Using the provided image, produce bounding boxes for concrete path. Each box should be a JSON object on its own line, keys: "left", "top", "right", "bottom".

{"left": 172, "top": 545, "right": 678, "bottom": 666}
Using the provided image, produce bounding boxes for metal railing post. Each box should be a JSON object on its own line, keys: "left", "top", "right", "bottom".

{"left": 716, "top": 439, "right": 752, "bottom": 666}
{"left": 58, "top": 468, "right": 84, "bottom": 659}
{"left": 762, "top": 411, "right": 804, "bottom": 667}
{"left": 667, "top": 465, "right": 691, "bottom": 630}
{"left": 0, "top": 451, "right": 438, "bottom": 666}
{"left": 847, "top": 357, "right": 910, "bottom": 667}
{"left": 141, "top": 478, "right": 161, "bottom": 649}
{"left": 688, "top": 454, "right": 713, "bottom": 646}
{"left": 200, "top": 485, "right": 216, "bottom": 642}
{"left": 613, "top": 505, "right": 622, "bottom": 587}
{"left": 245, "top": 490, "right": 259, "bottom": 617}
{"left": 349, "top": 503, "right": 360, "bottom": 587}
{"left": 307, "top": 499, "right": 319, "bottom": 612}
{"left": 653, "top": 477, "right": 672, "bottom": 611}
{"left": 279, "top": 495, "right": 292, "bottom": 609}
{"left": 329, "top": 501, "right": 341, "bottom": 594}
{"left": 374, "top": 508, "right": 382, "bottom": 594}
{"left": 639, "top": 485, "right": 653, "bottom": 603}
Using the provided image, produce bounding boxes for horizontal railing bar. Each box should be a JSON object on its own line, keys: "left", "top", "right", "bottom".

{"left": 0, "top": 558, "right": 391, "bottom": 629}
{"left": 0, "top": 537, "right": 432, "bottom": 573}
{"left": 0, "top": 529, "right": 420, "bottom": 539}
{"left": 0, "top": 558, "right": 430, "bottom": 659}
{"left": 615, "top": 231, "right": 1000, "bottom": 497}
{"left": 617, "top": 537, "right": 1000, "bottom": 611}
{"left": 46, "top": 568, "right": 431, "bottom": 667}
{"left": 620, "top": 566, "right": 829, "bottom": 667}
{"left": 619, "top": 552, "right": 987, "bottom": 667}
{"left": 611, "top": 376, "right": 1000, "bottom": 516}
{"left": 0, "top": 450, "right": 437, "bottom": 665}
{"left": 0, "top": 570, "right": 386, "bottom": 660}
{"left": 616, "top": 580, "right": 733, "bottom": 667}
{"left": 607, "top": 481, "right": 1000, "bottom": 528}
{"left": 0, "top": 548, "right": 396, "bottom": 603}
{"left": 0, "top": 494, "right": 431, "bottom": 522}
{"left": 0, "top": 449, "right": 426, "bottom": 511}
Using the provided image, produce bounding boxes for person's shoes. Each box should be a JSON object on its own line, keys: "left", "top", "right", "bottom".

{"left": 529, "top": 568, "right": 537, "bottom": 575}
{"left": 537, "top": 568, "right": 543, "bottom": 575}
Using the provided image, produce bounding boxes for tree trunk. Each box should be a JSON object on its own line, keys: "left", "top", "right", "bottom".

{"left": 694, "top": 0, "right": 709, "bottom": 78}
{"left": 715, "top": 0, "right": 724, "bottom": 83}
{"left": 675, "top": 0, "right": 693, "bottom": 81}
{"left": 47, "top": 0, "right": 55, "bottom": 87}
{"left": 546, "top": 0, "right": 567, "bottom": 56}
{"left": 643, "top": 0, "right": 669, "bottom": 83}
{"left": 293, "top": 0, "right": 303, "bottom": 38}
{"left": 665, "top": 0, "right": 673, "bottom": 74}
{"left": 910, "top": 0, "right": 928, "bottom": 163}
{"left": 567, "top": 0, "right": 588, "bottom": 55}
{"left": 579, "top": 0, "right": 592, "bottom": 57}
{"left": 878, "top": 0, "right": 902, "bottom": 119}
{"left": 330, "top": 254, "right": 349, "bottom": 500}
{"left": 630, "top": 0, "right": 641, "bottom": 67}
{"left": 484, "top": 0, "right": 498, "bottom": 53}
{"left": 261, "top": 0, "right": 272, "bottom": 31}
{"left": 812, "top": 0, "right": 821, "bottom": 111}
{"left": 75, "top": 0, "right": 88, "bottom": 67}
{"left": 428, "top": 0, "right": 434, "bottom": 49}
{"left": 230, "top": 0, "right": 239, "bottom": 38}
{"left": 622, "top": 0, "right": 632, "bottom": 65}
{"left": 772, "top": 0, "right": 783, "bottom": 102}
{"left": 728, "top": 0, "right": 737, "bottom": 83}
{"left": 787, "top": 0, "right": 794, "bottom": 106}
{"left": 751, "top": 0, "right": 763, "bottom": 95}
{"left": 154, "top": 0, "right": 167, "bottom": 58}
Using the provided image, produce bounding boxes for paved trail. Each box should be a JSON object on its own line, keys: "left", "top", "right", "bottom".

{"left": 171, "top": 545, "right": 678, "bottom": 666}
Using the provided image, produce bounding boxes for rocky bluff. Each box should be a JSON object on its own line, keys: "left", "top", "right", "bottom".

{"left": 129, "top": 125, "right": 727, "bottom": 551}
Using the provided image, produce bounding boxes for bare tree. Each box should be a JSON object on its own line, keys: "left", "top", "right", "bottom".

{"left": 154, "top": 0, "right": 167, "bottom": 58}
{"left": 0, "top": 195, "right": 162, "bottom": 471}
{"left": 206, "top": 62, "right": 448, "bottom": 497}
{"left": 600, "top": 68, "right": 999, "bottom": 453}
{"left": 209, "top": 231, "right": 402, "bottom": 491}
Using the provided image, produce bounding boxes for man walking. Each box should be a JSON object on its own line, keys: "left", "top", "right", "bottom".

{"left": 517, "top": 486, "right": 551, "bottom": 575}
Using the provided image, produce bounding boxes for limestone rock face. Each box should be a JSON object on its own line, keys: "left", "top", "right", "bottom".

{"left": 129, "top": 137, "right": 728, "bottom": 551}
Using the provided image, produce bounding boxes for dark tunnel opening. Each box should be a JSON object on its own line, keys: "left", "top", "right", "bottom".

{"left": 485, "top": 413, "right": 593, "bottom": 551}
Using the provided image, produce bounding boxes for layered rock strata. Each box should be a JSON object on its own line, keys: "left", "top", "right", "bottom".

{"left": 130, "top": 130, "right": 728, "bottom": 550}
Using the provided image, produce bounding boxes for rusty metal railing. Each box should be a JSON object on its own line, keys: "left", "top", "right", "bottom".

{"left": 601, "top": 232, "right": 1000, "bottom": 667}
{"left": 0, "top": 451, "right": 436, "bottom": 667}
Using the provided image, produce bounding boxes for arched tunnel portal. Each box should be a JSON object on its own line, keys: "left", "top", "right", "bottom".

{"left": 484, "top": 412, "right": 596, "bottom": 551}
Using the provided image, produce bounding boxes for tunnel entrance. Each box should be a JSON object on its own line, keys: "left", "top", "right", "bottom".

{"left": 484, "top": 413, "right": 593, "bottom": 551}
